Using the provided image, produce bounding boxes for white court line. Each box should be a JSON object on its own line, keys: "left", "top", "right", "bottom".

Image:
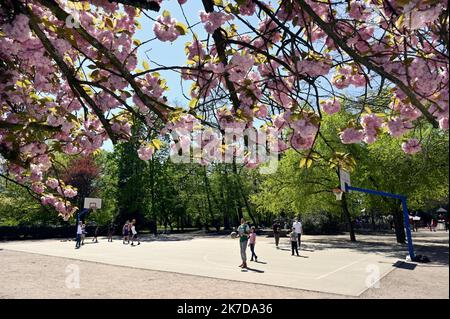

{"left": 315, "top": 257, "right": 368, "bottom": 280}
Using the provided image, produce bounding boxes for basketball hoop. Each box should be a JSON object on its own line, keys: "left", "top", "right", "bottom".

{"left": 332, "top": 188, "right": 343, "bottom": 201}
{"left": 84, "top": 198, "right": 102, "bottom": 210}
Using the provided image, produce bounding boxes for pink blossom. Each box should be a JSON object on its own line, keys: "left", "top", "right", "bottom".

{"left": 153, "top": 12, "right": 181, "bottom": 42}
{"left": 273, "top": 114, "right": 286, "bottom": 130}
{"left": 3, "top": 14, "right": 31, "bottom": 43}
{"left": 32, "top": 183, "right": 45, "bottom": 194}
{"left": 348, "top": 1, "right": 370, "bottom": 20}
{"left": 41, "top": 194, "right": 57, "bottom": 206}
{"left": 340, "top": 128, "right": 364, "bottom": 144}
{"left": 321, "top": 99, "right": 341, "bottom": 115}
{"left": 386, "top": 118, "right": 410, "bottom": 137}
{"left": 402, "top": 138, "right": 421, "bottom": 154}
{"left": 290, "top": 133, "right": 314, "bottom": 150}
{"left": 62, "top": 143, "right": 80, "bottom": 155}
{"left": 199, "top": 11, "right": 233, "bottom": 34}
{"left": 138, "top": 144, "right": 154, "bottom": 161}
{"left": 439, "top": 117, "right": 449, "bottom": 130}
{"left": 63, "top": 187, "right": 78, "bottom": 198}
{"left": 239, "top": 1, "right": 256, "bottom": 16}
{"left": 45, "top": 178, "right": 59, "bottom": 189}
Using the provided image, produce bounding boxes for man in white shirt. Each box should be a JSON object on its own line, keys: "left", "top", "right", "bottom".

{"left": 293, "top": 218, "right": 302, "bottom": 251}
{"left": 75, "top": 221, "right": 82, "bottom": 249}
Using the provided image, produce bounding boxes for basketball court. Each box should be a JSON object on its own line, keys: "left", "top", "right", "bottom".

{"left": 0, "top": 234, "right": 405, "bottom": 297}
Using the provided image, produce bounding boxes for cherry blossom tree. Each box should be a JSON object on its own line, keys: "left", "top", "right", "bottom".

{"left": 0, "top": 0, "right": 448, "bottom": 218}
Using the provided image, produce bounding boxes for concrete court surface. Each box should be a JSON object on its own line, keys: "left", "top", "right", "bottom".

{"left": 0, "top": 233, "right": 429, "bottom": 297}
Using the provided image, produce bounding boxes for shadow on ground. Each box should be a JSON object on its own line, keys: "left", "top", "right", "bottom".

{"left": 281, "top": 233, "right": 450, "bottom": 266}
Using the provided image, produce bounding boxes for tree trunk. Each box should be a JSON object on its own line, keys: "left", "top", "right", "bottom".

{"left": 342, "top": 192, "right": 356, "bottom": 242}
{"left": 232, "top": 161, "right": 244, "bottom": 222}
{"left": 371, "top": 210, "right": 376, "bottom": 231}
{"left": 393, "top": 206, "right": 406, "bottom": 244}
{"left": 237, "top": 178, "right": 258, "bottom": 226}
{"left": 203, "top": 167, "right": 218, "bottom": 230}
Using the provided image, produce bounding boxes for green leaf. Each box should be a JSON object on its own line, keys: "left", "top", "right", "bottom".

{"left": 135, "top": 20, "right": 142, "bottom": 29}
{"left": 189, "top": 98, "right": 199, "bottom": 109}
{"left": 90, "top": 69, "right": 100, "bottom": 79}
{"left": 152, "top": 139, "right": 162, "bottom": 150}
{"left": 162, "top": 10, "right": 171, "bottom": 18}
{"left": 142, "top": 60, "right": 150, "bottom": 70}
{"left": 105, "top": 17, "right": 114, "bottom": 28}
{"left": 175, "top": 22, "right": 188, "bottom": 36}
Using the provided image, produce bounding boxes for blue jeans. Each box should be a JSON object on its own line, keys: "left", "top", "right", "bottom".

{"left": 249, "top": 243, "right": 257, "bottom": 260}
{"left": 75, "top": 234, "right": 81, "bottom": 248}
{"left": 240, "top": 239, "right": 248, "bottom": 263}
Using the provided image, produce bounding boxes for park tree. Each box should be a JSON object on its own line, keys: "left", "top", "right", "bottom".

{"left": 0, "top": 0, "right": 448, "bottom": 218}
{"left": 62, "top": 155, "right": 100, "bottom": 208}
{"left": 353, "top": 128, "right": 449, "bottom": 243}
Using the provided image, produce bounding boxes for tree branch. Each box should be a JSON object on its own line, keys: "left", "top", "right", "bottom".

{"left": 201, "top": 0, "right": 241, "bottom": 112}
{"left": 295, "top": 0, "right": 439, "bottom": 128}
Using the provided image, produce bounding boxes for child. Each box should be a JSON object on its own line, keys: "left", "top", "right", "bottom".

{"left": 290, "top": 227, "right": 299, "bottom": 256}
{"left": 130, "top": 219, "right": 140, "bottom": 246}
{"left": 92, "top": 225, "right": 99, "bottom": 243}
{"left": 122, "top": 220, "right": 129, "bottom": 244}
{"left": 107, "top": 223, "right": 114, "bottom": 242}
{"left": 75, "top": 221, "right": 83, "bottom": 249}
{"left": 81, "top": 223, "right": 86, "bottom": 245}
{"left": 248, "top": 226, "right": 257, "bottom": 262}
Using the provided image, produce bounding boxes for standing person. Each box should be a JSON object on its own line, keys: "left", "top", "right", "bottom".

{"left": 431, "top": 218, "right": 437, "bottom": 232}
{"left": 289, "top": 227, "right": 299, "bottom": 256}
{"left": 248, "top": 226, "right": 257, "bottom": 262}
{"left": 122, "top": 220, "right": 130, "bottom": 244}
{"left": 75, "top": 221, "right": 82, "bottom": 249}
{"left": 272, "top": 219, "right": 281, "bottom": 248}
{"left": 92, "top": 224, "right": 99, "bottom": 243}
{"left": 293, "top": 218, "right": 303, "bottom": 250}
{"left": 237, "top": 218, "right": 250, "bottom": 268}
{"left": 107, "top": 223, "right": 114, "bottom": 242}
{"left": 130, "top": 219, "right": 140, "bottom": 246}
{"left": 81, "top": 223, "right": 86, "bottom": 245}
{"left": 127, "top": 221, "right": 132, "bottom": 243}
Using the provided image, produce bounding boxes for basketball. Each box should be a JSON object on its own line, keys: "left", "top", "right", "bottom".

{"left": 230, "top": 231, "right": 237, "bottom": 239}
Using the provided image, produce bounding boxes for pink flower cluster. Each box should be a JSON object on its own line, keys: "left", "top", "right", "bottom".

{"left": 321, "top": 99, "right": 340, "bottom": 115}
{"left": 385, "top": 117, "right": 412, "bottom": 138}
{"left": 360, "top": 114, "right": 383, "bottom": 144}
{"left": 238, "top": 0, "right": 256, "bottom": 16}
{"left": 199, "top": 11, "right": 233, "bottom": 34}
{"left": 153, "top": 12, "right": 181, "bottom": 42}
{"left": 340, "top": 127, "right": 364, "bottom": 144}
{"left": 402, "top": 138, "right": 421, "bottom": 155}
{"left": 332, "top": 65, "right": 366, "bottom": 89}
{"left": 138, "top": 144, "right": 155, "bottom": 161}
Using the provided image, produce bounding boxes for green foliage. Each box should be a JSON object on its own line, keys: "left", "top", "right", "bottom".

{"left": 0, "top": 181, "right": 60, "bottom": 226}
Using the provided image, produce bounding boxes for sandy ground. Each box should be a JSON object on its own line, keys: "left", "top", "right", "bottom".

{"left": 0, "top": 231, "right": 448, "bottom": 299}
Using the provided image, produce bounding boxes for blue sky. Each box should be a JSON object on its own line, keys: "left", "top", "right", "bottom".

{"left": 135, "top": 0, "right": 207, "bottom": 106}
